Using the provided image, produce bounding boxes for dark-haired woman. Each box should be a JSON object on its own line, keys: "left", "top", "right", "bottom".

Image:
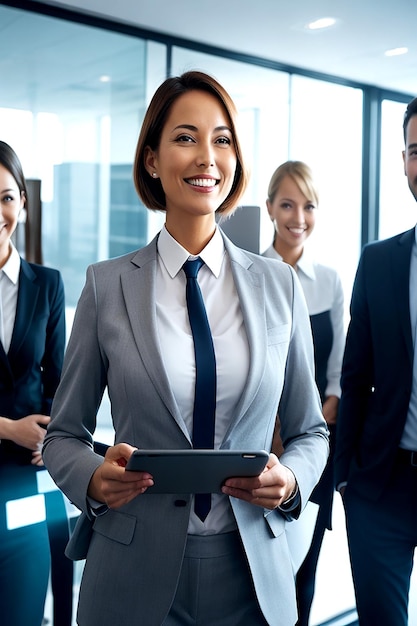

{"left": 0, "top": 141, "right": 65, "bottom": 626}
{"left": 44, "top": 72, "right": 328, "bottom": 626}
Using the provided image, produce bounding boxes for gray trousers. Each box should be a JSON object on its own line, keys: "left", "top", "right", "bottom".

{"left": 163, "top": 531, "right": 268, "bottom": 626}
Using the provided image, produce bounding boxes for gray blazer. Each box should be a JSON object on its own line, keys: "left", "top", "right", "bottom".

{"left": 43, "top": 231, "right": 328, "bottom": 626}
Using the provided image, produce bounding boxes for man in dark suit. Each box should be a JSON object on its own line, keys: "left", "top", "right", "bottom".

{"left": 335, "top": 96, "right": 417, "bottom": 625}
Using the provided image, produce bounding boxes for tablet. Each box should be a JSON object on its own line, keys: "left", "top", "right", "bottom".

{"left": 125, "top": 449, "right": 269, "bottom": 494}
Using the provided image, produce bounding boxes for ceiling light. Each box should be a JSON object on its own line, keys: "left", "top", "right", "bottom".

{"left": 384, "top": 47, "right": 408, "bottom": 57}
{"left": 99, "top": 75, "right": 111, "bottom": 83}
{"left": 306, "top": 17, "right": 337, "bottom": 31}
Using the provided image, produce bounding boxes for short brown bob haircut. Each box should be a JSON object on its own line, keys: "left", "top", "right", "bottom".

{"left": 133, "top": 71, "right": 249, "bottom": 216}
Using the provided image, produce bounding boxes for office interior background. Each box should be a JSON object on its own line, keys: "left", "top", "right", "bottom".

{"left": 1, "top": 1, "right": 417, "bottom": 624}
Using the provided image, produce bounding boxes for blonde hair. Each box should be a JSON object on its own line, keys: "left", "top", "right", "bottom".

{"left": 267, "top": 160, "right": 319, "bottom": 206}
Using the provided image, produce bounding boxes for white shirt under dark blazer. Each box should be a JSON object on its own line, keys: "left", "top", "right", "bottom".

{"left": 0, "top": 243, "right": 20, "bottom": 353}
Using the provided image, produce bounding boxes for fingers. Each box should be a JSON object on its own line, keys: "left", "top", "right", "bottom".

{"left": 90, "top": 444, "right": 154, "bottom": 509}
{"left": 36, "top": 415, "right": 51, "bottom": 427}
{"left": 221, "top": 487, "right": 281, "bottom": 510}
{"left": 100, "top": 469, "right": 154, "bottom": 509}
{"left": 104, "top": 442, "right": 138, "bottom": 466}
{"left": 12, "top": 416, "right": 48, "bottom": 451}
{"left": 222, "top": 481, "right": 283, "bottom": 510}
{"left": 31, "top": 450, "right": 44, "bottom": 466}
{"left": 221, "top": 453, "right": 292, "bottom": 510}
{"left": 102, "top": 475, "right": 154, "bottom": 509}
{"left": 222, "top": 453, "right": 282, "bottom": 491}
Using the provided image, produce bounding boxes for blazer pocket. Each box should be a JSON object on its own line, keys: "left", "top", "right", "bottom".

{"left": 267, "top": 323, "right": 290, "bottom": 346}
{"left": 93, "top": 509, "right": 137, "bottom": 546}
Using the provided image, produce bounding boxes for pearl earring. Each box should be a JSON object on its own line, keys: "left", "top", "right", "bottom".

{"left": 152, "top": 172, "right": 157, "bottom": 178}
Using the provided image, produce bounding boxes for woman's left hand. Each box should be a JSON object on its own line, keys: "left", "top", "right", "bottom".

{"left": 222, "top": 453, "right": 296, "bottom": 510}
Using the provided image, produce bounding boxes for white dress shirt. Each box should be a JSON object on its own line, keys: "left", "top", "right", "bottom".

{"left": 263, "top": 245, "right": 344, "bottom": 398}
{"left": 156, "top": 226, "right": 250, "bottom": 534}
{"left": 0, "top": 243, "right": 20, "bottom": 354}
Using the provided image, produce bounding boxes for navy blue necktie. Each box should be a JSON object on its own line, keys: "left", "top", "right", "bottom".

{"left": 183, "top": 258, "right": 216, "bottom": 521}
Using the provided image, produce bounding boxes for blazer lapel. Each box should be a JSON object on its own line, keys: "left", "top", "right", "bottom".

{"left": 8, "top": 260, "right": 39, "bottom": 359}
{"left": 221, "top": 236, "right": 268, "bottom": 436}
{"left": 0, "top": 339, "right": 11, "bottom": 380}
{"left": 120, "top": 240, "right": 191, "bottom": 443}
{"left": 392, "top": 229, "right": 414, "bottom": 365}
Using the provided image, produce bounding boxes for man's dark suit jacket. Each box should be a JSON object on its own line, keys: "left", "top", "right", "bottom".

{"left": 335, "top": 228, "right": 414, "bottom": 500}
{"left": 0, "top": 258, "right": 65, "bottom": 466}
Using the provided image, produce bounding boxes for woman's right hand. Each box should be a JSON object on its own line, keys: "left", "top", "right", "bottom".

{"left": 88, "top": 443, "right": 154, "bottom": 509}
{"left": 0, "top": 413, "right": 50, "bottom": 450}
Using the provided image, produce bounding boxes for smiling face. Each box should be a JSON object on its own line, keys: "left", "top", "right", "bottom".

{"left": 0, "top": 163, "right": 25, "bottom": 265}
{"left": 144, "top": 89, "right": 237, "bottom": 232}
{"left": 266, "top": 174, "right": 316, "bottom": 261}
{"left": 403, "top": 115, "right": 417, "bottom": 202}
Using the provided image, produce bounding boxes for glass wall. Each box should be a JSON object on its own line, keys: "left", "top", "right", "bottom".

{"left": 289, "top": 75, "right": 363, "bottom": 321}
{"left": 0, "top": 4, "right": 365, "bottom": 323}
{"left": 0, "top": 4, "right": 166, "bottom": 307}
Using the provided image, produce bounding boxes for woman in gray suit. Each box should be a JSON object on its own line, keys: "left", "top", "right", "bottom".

{"left": 44, "top": 71, "right": 328, "bottom": 626}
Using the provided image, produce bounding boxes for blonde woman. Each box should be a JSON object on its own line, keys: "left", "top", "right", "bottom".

{"left": 264, "top": 160, "right": 344, "bottom": 626}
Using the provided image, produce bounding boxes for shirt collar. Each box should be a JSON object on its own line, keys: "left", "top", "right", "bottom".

{"left": 157, "top": 225, "right": 224, "bottom": 278}
{"left": 296, "top": 249, "right": 316, "bottom": 281}
{"left": 265, "top": 244, "right": 316, "bottom": 281}
{"left": 1, "top": 243, "right": 21, "bottom": 284}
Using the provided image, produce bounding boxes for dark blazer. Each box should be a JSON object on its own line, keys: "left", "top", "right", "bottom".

{"left": 334, "top": 228, "right": 414, "bottom": 500}
{"left": 0, "top": 258, "right": 65, "bottom": 466}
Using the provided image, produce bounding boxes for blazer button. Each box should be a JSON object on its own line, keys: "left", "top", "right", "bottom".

{"left": 174, "top": 499, "right": 187, "bottom": 507}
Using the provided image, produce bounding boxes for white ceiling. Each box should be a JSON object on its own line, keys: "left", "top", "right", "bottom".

{"left": 32, "top": 0, "right": 417, "bottom": 96}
